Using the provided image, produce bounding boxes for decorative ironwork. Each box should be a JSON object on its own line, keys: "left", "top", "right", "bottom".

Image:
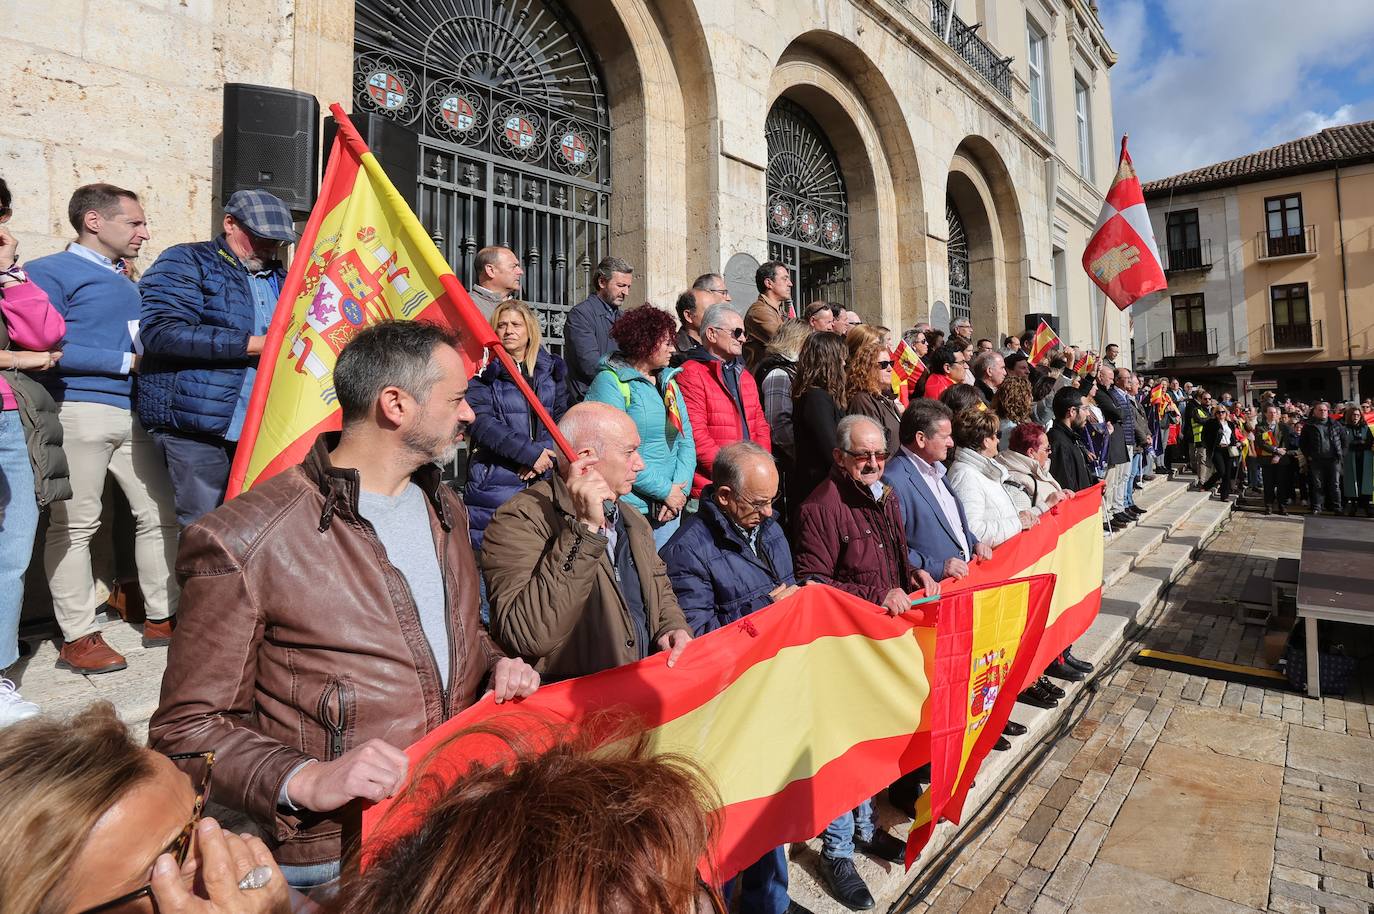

{"left": 929, "top": 0, "right": 1014, "bottom": 101}
{"left": 354, "top": 0, "right": 612, "bottom": 349}
{"left": 766, "top": 98, "right": 851, "bottom": 308}
{"left": 947, "top": 199, "right": 971, "bottom": 324}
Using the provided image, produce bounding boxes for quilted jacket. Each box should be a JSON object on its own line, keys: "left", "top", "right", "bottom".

{"left": 675, "top": 351, "right": 771, "bottom": 496}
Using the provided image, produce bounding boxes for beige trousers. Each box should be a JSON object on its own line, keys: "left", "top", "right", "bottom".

{"left": 44, "top": 401, "right": 180, "bottom": 640}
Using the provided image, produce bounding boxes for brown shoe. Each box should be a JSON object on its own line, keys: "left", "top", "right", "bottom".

{"left": 58, "top": 632, "right": 128, "bottom": 674}
{"left": 142, "top": 616, "right": 176, "bottom": 648}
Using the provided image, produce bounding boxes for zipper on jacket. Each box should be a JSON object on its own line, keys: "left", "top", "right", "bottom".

{"left": 318, "top": 678, "right": 352, "bottom": 761}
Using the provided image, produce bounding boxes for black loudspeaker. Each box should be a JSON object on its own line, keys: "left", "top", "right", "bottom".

{"left": 323, "top": 112, "right": 420, "bottom": 213}
{"left": 222, "top": 84, "right": 320, "bottom": 215}
{"left": 1024, "top": 312, "right": 1060, "bottom": 336}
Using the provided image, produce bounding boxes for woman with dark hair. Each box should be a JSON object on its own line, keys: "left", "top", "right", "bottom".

{"left": 939, "top": 382, "right": 985, "bottom": 417}
{"left": 586, "top": 303, "right": 695, "bottom": 548}
{"left": 1200, "top": 403, "right": 1238, "bottom": 500}
{"left": 0, "top": 176, "right": 66, "bottom": 726}
{"left": 992, "top": 376, "right": 1034, "bottom": 451}
{"left": 1341, "top": 404, "right": 1372, "bottom": 516}
{"left": 845, "top": 325, "right": 901, "bottom": 458}
{"left": 1030, "top": 372, "right": 1059, "bottom": 428}
{"left": 465, "top": 300, "right": 569, "bottom": 567}
{"left": 789, "top": 331, "right": 847, "bottom": 507}
{"left": 0, "top": 701, "right": 289, "bottom": 914}
{"left": 335, "top": 721, "right": 722, "bottom": 914}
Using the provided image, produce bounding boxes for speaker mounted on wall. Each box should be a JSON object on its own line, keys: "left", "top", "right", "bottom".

{"left": 222, "top": 84, "right": 320, "bottom": 216}
{"left": 322, "top": 112, "right": 420, "bottom": 213}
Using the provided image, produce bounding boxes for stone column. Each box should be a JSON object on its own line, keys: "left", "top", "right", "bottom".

{"left": 1337, "top": 365, "right": 1361, "bottom": 403}
{"left": 1232, "top": 369, "right": 1254, "bottom": 407}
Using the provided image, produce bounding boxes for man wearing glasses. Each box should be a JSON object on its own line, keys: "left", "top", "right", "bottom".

{"left": 792, "top": 414, "right": 937, "bottom": 911}
{"left": 677, "top": 304, "right": 772, "bottom": 498}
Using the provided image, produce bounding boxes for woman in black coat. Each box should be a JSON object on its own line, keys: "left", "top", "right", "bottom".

{"left": 789, "top": 331, "right": 847, "bottom": 510}
{"left": 1200, "top": 404, "right": 1237, "bottom": 499}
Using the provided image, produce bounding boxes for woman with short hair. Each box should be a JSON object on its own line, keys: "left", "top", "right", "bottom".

{"left": 946, "top": 407, "right": 1036, "bottom": 548}
{"left": 996, "top": 421, "right": 1068, "bottom": 517}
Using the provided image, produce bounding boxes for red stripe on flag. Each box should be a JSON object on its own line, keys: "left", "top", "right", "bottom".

{"left": 1026, "top": 585, "right": 1103, "bottom": 690}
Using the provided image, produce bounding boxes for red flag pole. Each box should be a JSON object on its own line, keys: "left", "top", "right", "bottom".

{"left": 479, "top": 330, "right": 577, "bottom": 463}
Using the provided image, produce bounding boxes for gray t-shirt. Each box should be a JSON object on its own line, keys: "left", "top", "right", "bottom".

{"left": 357, "top": 484, "right": 450, "bottom": 688}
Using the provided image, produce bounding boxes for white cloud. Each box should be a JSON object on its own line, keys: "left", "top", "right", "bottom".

{"left": 1100, "top": 0, "right": 1374, "bottom": 181}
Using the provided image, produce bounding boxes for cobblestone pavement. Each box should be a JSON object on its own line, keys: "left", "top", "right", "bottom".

{"left": 899, "top": 509, "right": 1374, "bottom": 914}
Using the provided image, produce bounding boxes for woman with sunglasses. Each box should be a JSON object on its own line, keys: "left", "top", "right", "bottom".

{"left": 0, "top": 702, "right": 288, "bottom": 914}
{"left": 844, "top": 324, "right": 901, "bottom": 459}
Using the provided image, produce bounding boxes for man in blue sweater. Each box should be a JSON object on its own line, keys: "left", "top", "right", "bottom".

{"left": 137, "top": 189, "right": 294, "bottom": 526}
{"left": 27, "top": 184, "right": 180, "bottom": 675}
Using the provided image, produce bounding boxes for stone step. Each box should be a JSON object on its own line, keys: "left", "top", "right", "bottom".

{"left": 787, "top": 486, "right": 1237, "bottom": 914}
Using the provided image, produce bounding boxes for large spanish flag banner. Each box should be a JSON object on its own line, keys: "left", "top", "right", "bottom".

{"left": 906, "top": 575, "right": 1054, "bottom": 865}
{"left": 362, "top": 579, "right": 1050, "bottom": 880}
{"left": 948, "top": 483, "right": 1105, "bottom": 682}
{"left": 227, "top": 105, "right": 568, "bottom": 496}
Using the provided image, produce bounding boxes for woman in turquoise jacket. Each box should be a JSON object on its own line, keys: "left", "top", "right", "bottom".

{"left": 585, "top": 304, "right": 695, "bottom": 550}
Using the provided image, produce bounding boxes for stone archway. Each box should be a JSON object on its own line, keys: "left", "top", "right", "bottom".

{"left": 946, "top": 137, "right": 1028, "bottom": 339}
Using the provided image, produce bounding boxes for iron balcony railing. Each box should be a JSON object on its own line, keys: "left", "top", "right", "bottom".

{"left": 929, "top": 0, "right": 1014, "bottom": 100}
{"left": 1263, "top": 320, "right": 1323, "bottom": 351}
{"left": 1157, "top": 327, "right": 1218, "bottom": 361}
{"left": 1163, "top": 239, "right": 1212, "bottom": 273}
{"left": 1257, "top": 225, "right": 1316, "bottom": 259}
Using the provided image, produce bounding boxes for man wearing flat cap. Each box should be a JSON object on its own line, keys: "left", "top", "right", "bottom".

{"left": 138, "top": 189, "right": 298, "bottom": 525}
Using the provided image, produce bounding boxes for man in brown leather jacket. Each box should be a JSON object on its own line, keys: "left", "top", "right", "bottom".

{"left": 743, "top": 260, "right": 794, "bottom": 371}
{"left": 482, "top": 401, "right": 693, "bottom": 681}
{"left": 149, "top": 321, "right": 539, "bottom": 889}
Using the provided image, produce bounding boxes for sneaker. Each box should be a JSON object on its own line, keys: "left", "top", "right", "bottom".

{"left": 57, "top": 632, "right": 128, "bottom": 675}
{"left": 856, "top": 829, "right": 906, "bottom": 864}
{"left": 143, "top": 616, "right": 176, "bottom": 648}
{"left": 0, "top": 678, "right": 39, "bottom": 726}
{"left": 820, "top": 855, "right": 875, "bottom": 911}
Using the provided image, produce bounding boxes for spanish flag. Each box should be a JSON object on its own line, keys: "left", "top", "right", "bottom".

{"left": 227, "top": 104, "right": 567, "bottom": 496}
{"left": 1028, "top": 319, "right": 1061, "bottom": 364}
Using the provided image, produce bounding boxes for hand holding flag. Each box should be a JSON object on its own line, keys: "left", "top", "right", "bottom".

{"left": 1028, "top": 319, "right": 1061, "bottom": 364}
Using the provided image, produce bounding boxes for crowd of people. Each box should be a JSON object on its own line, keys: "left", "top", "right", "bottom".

{"left": 1, "top": 179, "right": 1371, "bottom": 914}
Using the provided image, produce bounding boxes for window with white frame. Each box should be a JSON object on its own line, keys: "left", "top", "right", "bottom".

{"left": 1027, "top": 21, "right": 1049, "bottom": 132}
{"left": 1075, "top": 76, "right": 1093, "bottom": 180}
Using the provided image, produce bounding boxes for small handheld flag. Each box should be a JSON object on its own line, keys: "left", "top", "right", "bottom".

{"left": 1028, "top": 320, "right": 1061, "bottom": 364}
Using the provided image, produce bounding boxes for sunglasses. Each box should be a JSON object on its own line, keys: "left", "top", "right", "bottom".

{"left": 77, "top": 751, "right": 216, "bottom": 914}
{"left": 712, "top": 327, "right": 747, "bottom": 340}
{"left": 843, "top": 449, "right": 888, "bottom": 463}
{"left": 878, "top": 360, "right": 894, "bottom": 369}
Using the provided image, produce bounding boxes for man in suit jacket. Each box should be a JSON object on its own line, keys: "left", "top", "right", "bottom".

{"left": 883, "top": 399, "right": 992, "bottom": 583}
{"left": 1093, "top": 366, "right": 1132, "bottom": 526}
{"left": 563, "top": 256, "right": 633, "bottom": 401}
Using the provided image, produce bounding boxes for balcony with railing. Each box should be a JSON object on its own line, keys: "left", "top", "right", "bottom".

{"left": 1158, "top": 327, "right": 1218, "bottom": 362}
{"left": 1256, "top": 225, "right": 1317, "bottom": 260}
{"left": 1263, "top": 320, "right": 1323, "bottom": 353}
{"left": 929, "top": 0, "right": 1014, "bottom": 100}
{"left": 1163, "top": 239, "right": 1213, "bottom": 274}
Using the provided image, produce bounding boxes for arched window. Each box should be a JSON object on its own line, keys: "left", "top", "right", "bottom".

{"left": 946, "top": 198, "right": 971, "bottom": 325}
{"left": 353, "top": 0, "right": 611, "bottom": 348}
{"left": 765, "top": 98, "right": 851, "bottom": 310}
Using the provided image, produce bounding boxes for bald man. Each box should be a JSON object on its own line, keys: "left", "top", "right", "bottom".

{"left": 482, "top": 402, "right": 692, "bottom": 681}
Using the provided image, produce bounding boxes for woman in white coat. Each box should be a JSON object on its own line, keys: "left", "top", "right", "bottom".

{"left": 996, "top": 422, "right": 1068, "bottom": 518}
{"left": 946, "top": 408, "right": 1037, "bottom": 548}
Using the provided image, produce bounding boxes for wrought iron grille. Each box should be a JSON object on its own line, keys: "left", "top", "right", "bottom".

{"left": 765, "top": 98, "right": 852, "bottom": 310}
{"left": 353, "top": 0, "right": 612, "bottom": 351}
{"left": 929, "top": 0, "right": 1014, "bottom": 101}
{"left": 946, "top": 199, "right": 971, "bottom": 324}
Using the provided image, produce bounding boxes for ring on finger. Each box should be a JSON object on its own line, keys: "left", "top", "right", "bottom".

{"left": 237, "top": 865, "right": 274, "bottom": 890}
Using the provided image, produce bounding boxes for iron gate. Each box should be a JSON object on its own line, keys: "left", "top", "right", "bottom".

{"left": 353, "top": 0, "right": 611, "bottom": 352}
{"left": 765, "top": 98, "right": 852, "bottom": 311}
{"left": 946, "top": 199, "right": 971, "bottom": 325}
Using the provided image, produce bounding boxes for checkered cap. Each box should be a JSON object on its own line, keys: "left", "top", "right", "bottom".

{"left": 224, "top": 189, "right": 299, "bottom": 242}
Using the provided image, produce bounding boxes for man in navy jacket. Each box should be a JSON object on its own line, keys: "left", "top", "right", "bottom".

{"left": 883, "top": 399, "right": 991, "bottom": 582}
{"left": 137, "top": 190, "right": 294, "bottom": 525}
{"left": 562, "top": 255, "right": 632, "bottom": 401}
{"left": 661, "top": 440, "right": 812, "bottom": 914}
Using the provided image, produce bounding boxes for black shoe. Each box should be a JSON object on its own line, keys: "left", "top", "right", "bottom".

{"left": 1276, "top": 504, "right": 1288, "bottom": 516}
{"left": 1038, "top": 676, "right": 1067, "bottom": 699}
{"left": 1143, "top": 474, "right": 1157, "bottom": 482}
{"left": 1131, "top": 504, "right": 1147, "bottom": 515}
{"left": 993, "top": 735, "right": 1012, "bottom": 751}
{"left": 1003, "top": 720, "right": 1027, "bottom": 736}
{"left": 1062, "top": 649, "right": 1094, "bottom": 673}
{"left": 821, "top": 855, "right": 876, "bottom": 911}
{"left": 1018, "top": 683, "right": 1059, "bottom": 709}
{"left": 786, "top": 902, "right": 818, "bottom": 914}
{"left": 1046, "top": 661, "right": 1086, "bottom": 682}
{"left": 1108, "top": 518, "right": 1130, "bottom": 531}
{"left": 1112, "top": 512, "right": 1135, "bottom": 526}
{"left": 856, "top": 829, "right": 907, "bottom": 864}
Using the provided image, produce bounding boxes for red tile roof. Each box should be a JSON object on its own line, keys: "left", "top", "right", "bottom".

{"left": 1142, "top": 120, "right": 1374, "bottom": 197}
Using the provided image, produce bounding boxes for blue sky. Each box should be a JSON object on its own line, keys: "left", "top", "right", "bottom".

{"left": 1099, "top": 0, "right": 1374, "bottom": 182}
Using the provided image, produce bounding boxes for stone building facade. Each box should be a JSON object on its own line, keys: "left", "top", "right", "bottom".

{"left": 1134, "top": 122, "right": 1374, "bottom": 403}
{"left": 4, "top": 0, "right": 1121, "bottom": 351}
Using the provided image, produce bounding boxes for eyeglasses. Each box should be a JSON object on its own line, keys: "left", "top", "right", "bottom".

{"left": 843, "top": 449, "right": 888, "bottom": 463}
{"left": 77, "top": 751, "right": 216, "bottom": 914}
{"left": 706, "top": 287, "right": 728, "bottom": 295}
{"left": 728, "top": 489, "right": 775, "bottom": 511}
{"left": 877, "top": 360, "right": 894, "bottom": 369}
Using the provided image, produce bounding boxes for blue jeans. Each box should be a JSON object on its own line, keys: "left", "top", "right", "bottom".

{"left": 725, "top": 845, "right": 790, "bottom": 914}
{"left": 1125, "top": 452, "right": 1142, "bottom": 509}
{"left": 150, "top": 429, "right": 235, "bottom": 526}
{"left": 821, "top": 798, "right": 874, "bottom": 860}
{"left": 278, "top": 859, "right": 340, "bottom": 892}
{"left": 0, "top": 411, "right": 37, "bottom": 670}
{"left": 650, "top": 513, "right": 680, "bottom": 551}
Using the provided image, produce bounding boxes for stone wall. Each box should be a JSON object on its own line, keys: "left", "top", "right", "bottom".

{"left": 2, "top": 0, "right": 352, "bottom": 267}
